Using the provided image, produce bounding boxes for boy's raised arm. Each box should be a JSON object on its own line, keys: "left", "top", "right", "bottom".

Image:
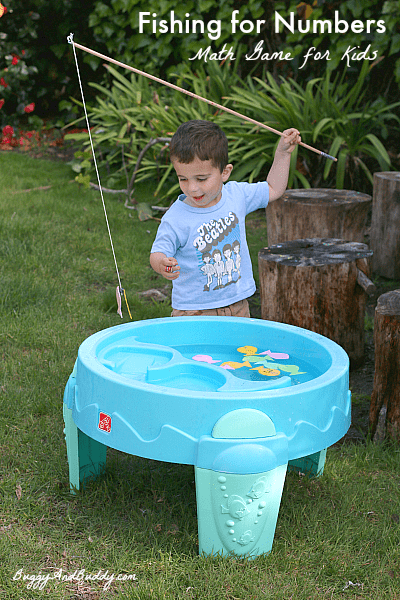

{"left": 267, "top": 128, "right": 301, "bottom": 202}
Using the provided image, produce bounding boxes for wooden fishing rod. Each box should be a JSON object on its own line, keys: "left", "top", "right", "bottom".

{"left": 67, "top": 35, "right": 337, "bottom": 162}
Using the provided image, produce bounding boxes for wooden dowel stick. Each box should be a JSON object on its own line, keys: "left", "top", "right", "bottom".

{"left": 68, "top": 37, "right": 337, "bottom": 162}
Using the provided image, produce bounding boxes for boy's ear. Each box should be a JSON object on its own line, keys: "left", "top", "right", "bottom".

{"left": 222, "top": 163, "right": 233, "bottom": 182}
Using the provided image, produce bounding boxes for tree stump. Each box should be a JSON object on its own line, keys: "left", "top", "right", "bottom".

{"left": 258, "top": 238, "right": 375, "bottom": 366}
{"left": 369, "top": 290, "right": 400, "bottom": 442}
{"left": 370, "top": 172, "right": 400, "bottom": 279}
{"left": 266, "top": 189, "right": 371, "bottom": 246}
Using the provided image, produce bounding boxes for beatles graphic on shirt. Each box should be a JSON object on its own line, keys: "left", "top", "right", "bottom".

{"left": 193, "top": 211, "right": 242, "bottom": 292}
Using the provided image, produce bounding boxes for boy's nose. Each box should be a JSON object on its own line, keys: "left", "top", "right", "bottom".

{"left": 188, "top": 179, "right": 200, "bottom": 193}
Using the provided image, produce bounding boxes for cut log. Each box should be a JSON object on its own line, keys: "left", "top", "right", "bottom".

{"left": 369, "top": 290, "right": 400, "bottom": 442}
{"left": 370, "top": 172, "right": 400, "bottom": 279}
{"left": 266, "top": 188, "right": 371, "bottom": 246}
{"left": 258, "top": 238, "right": 373, "bottom": 366}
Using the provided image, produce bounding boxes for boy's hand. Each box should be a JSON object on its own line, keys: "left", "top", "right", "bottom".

{"left": 161, "top": 256, "right": 180, "bottom": 280}
{"left": 150, "top": 252, "right": 180, "bottom": 280}
{"left": 276, "top": 128, "right": 301, "bottom": 154}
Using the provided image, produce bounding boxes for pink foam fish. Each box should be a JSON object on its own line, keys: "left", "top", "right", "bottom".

{"left": 259, "top": 350, "right": 290, "bottom": 360}
{"left": 116, "top": 286, "right": 123, "bottom": 318}
{"left": 192, "top": 354, "right": 221, "bottom": 364}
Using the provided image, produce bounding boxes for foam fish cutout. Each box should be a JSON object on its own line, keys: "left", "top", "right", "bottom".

{"left": 237, "top": 345, "right": 258, "bottom": 355}
{"left": 259, "top": 350, "right": 290, "bottom": 360}
{"left": 265, "top": 362, "right": 306, "bottom": 376}
{"left": 240, "top": 355, "right": 267, "bottom": 367}
{"left": 220, "top": 360, "right": 252, "bottom": 370}
{"left": 192, "top": 354, "right": 221, "bottom": 364}
{"left": 250, "top": 356, "right": 305, "bottom": 376}
{"left": 116, "top": 286, "right": 123, "bottom": 318}
{"left": 250, "top": 366, "right": 280, "bottom": 377}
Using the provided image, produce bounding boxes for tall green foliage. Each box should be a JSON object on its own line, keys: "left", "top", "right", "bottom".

{"left": 226, "top": 61, "right": 400, "bottom": 189}
{"left": 66, "top": 59, "right": 399, "bottom": 199}
{"left": 65, "top": 59, "right": 245, "bottom": 198}
{"left": 0, "top": 0, "right": 99, "bottom": 123}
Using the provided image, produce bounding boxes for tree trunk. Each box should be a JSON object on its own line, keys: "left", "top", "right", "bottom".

{"left": 370, "top": 172, "right": 400, "bottom": 279}
{"left": 266, "top": 189, "right": 371, "bottom": 246}
{"left": 369, "top": 290, "right": 400, "bottom": 442}
{"left": 258, "top": 238, "right": 374, "bottom": 367}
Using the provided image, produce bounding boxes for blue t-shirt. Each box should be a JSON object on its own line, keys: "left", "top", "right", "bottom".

{"left": 151, "top": 180, "right": 269, "bottom": 310}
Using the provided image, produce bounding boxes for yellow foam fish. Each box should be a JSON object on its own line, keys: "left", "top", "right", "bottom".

{"left": 237, "top": 345, "right": 258, "bottom": 355}
{"left": 220, "top": 360, "right": 252, "bottom": 370}
{"left": 250, "top": 366, "right": 281, "bottom": 377}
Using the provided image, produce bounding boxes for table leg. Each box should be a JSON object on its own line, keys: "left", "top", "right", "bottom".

{"left": 195, "top": 408, "right": 289, "bottom": 558}
{"left": 288, "top": 448, "right": 327, "bottom": 477}
{"left": 195, "top": 463, "right": 287, "bottom": 558}
{"left": 63, "top": 404, "right": 107, "bottom": 493}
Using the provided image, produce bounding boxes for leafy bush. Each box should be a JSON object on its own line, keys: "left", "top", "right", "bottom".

{"left": 0, "top": 0, "right": 99, "bottom": 124}
{"left": 226, "top": 61, "right": 400, "bottom": 190}
{"left": 0, "top": 4, "right": 39, "bottom": 128}
{"left": 66, "top": 56, "right": 399, "bottom": 200}
{"left": 65, "top": 58, "right": 248, "bottom": 201}
{"left": 0, "top": 50, "right": 38, "bottom": 129}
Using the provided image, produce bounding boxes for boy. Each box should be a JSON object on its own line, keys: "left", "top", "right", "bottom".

{"left": 150, "top": 120, "right": 300, "bottom": 317}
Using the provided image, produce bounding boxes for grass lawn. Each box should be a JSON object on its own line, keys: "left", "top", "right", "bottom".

{"left": 0, "top": 152, "right": 399, "bottom": 599}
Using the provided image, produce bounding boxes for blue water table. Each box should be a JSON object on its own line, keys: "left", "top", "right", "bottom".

{"left": 63, "top": 316, "right": 350, "bottom": 558}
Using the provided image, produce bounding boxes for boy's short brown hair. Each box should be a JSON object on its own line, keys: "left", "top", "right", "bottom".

{"left": 169, "top": 120, "right": 228, "bottom": 172}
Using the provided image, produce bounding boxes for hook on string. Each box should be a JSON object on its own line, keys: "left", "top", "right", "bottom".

{"left": 116, "top": 287, "right": 132, "bottom": 320}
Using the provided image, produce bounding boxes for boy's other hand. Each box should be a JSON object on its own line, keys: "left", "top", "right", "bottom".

{"left": 162, "top": 256, "right": 180, "bottom": 280}
{"left": 150, "top": 252, "right": 180, "bottom": 280}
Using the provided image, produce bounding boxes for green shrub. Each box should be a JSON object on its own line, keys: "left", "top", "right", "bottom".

{"left": 0, "top": 50, "right": 38, "bottom": 129}
{"left": 0, "top": 0, "right": 99, "bottom": 124}
{"left": 66, "top": 57, "right": 399, "bottom": 199}
{"left": 65, "top": 58, "right": 248, "bottom": 201}
{"left": 226, "top": 61, "right": 400, "bottom": 190}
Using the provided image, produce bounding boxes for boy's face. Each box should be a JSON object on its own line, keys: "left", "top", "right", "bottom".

{"left": 173, "top": 157, "right": 232, "bottom": 208}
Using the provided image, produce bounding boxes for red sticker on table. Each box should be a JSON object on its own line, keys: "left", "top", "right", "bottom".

{"left": 98, "top": 412, "right": 112, "bottom": 433}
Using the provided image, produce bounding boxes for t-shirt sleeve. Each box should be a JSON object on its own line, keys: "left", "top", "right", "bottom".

{"left": 242, "top": 180, "right": 270, "bottom": 214}
{"left": 150, "top": 218, "right": 180, "bottom": 257}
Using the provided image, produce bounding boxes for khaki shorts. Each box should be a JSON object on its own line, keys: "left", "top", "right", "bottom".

{"left": 171, "top": 298, "right": 250, "bottom": 318}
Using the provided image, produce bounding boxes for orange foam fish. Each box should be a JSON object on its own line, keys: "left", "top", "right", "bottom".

{"left": 220, "top": 360, "right": 252, "bottom": 370}
{"left": 250, "top": 366, "right": 281, "bottom": 377}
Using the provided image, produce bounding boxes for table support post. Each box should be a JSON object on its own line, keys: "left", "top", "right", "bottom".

{"left": 195, "top": 463, "right": 287, "bottom": 558}
{"left": 288, "top": 448, "right": 327, "bottom": 477}
{"left": 63, "top": 404, "right": 107, "bottom": 493}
